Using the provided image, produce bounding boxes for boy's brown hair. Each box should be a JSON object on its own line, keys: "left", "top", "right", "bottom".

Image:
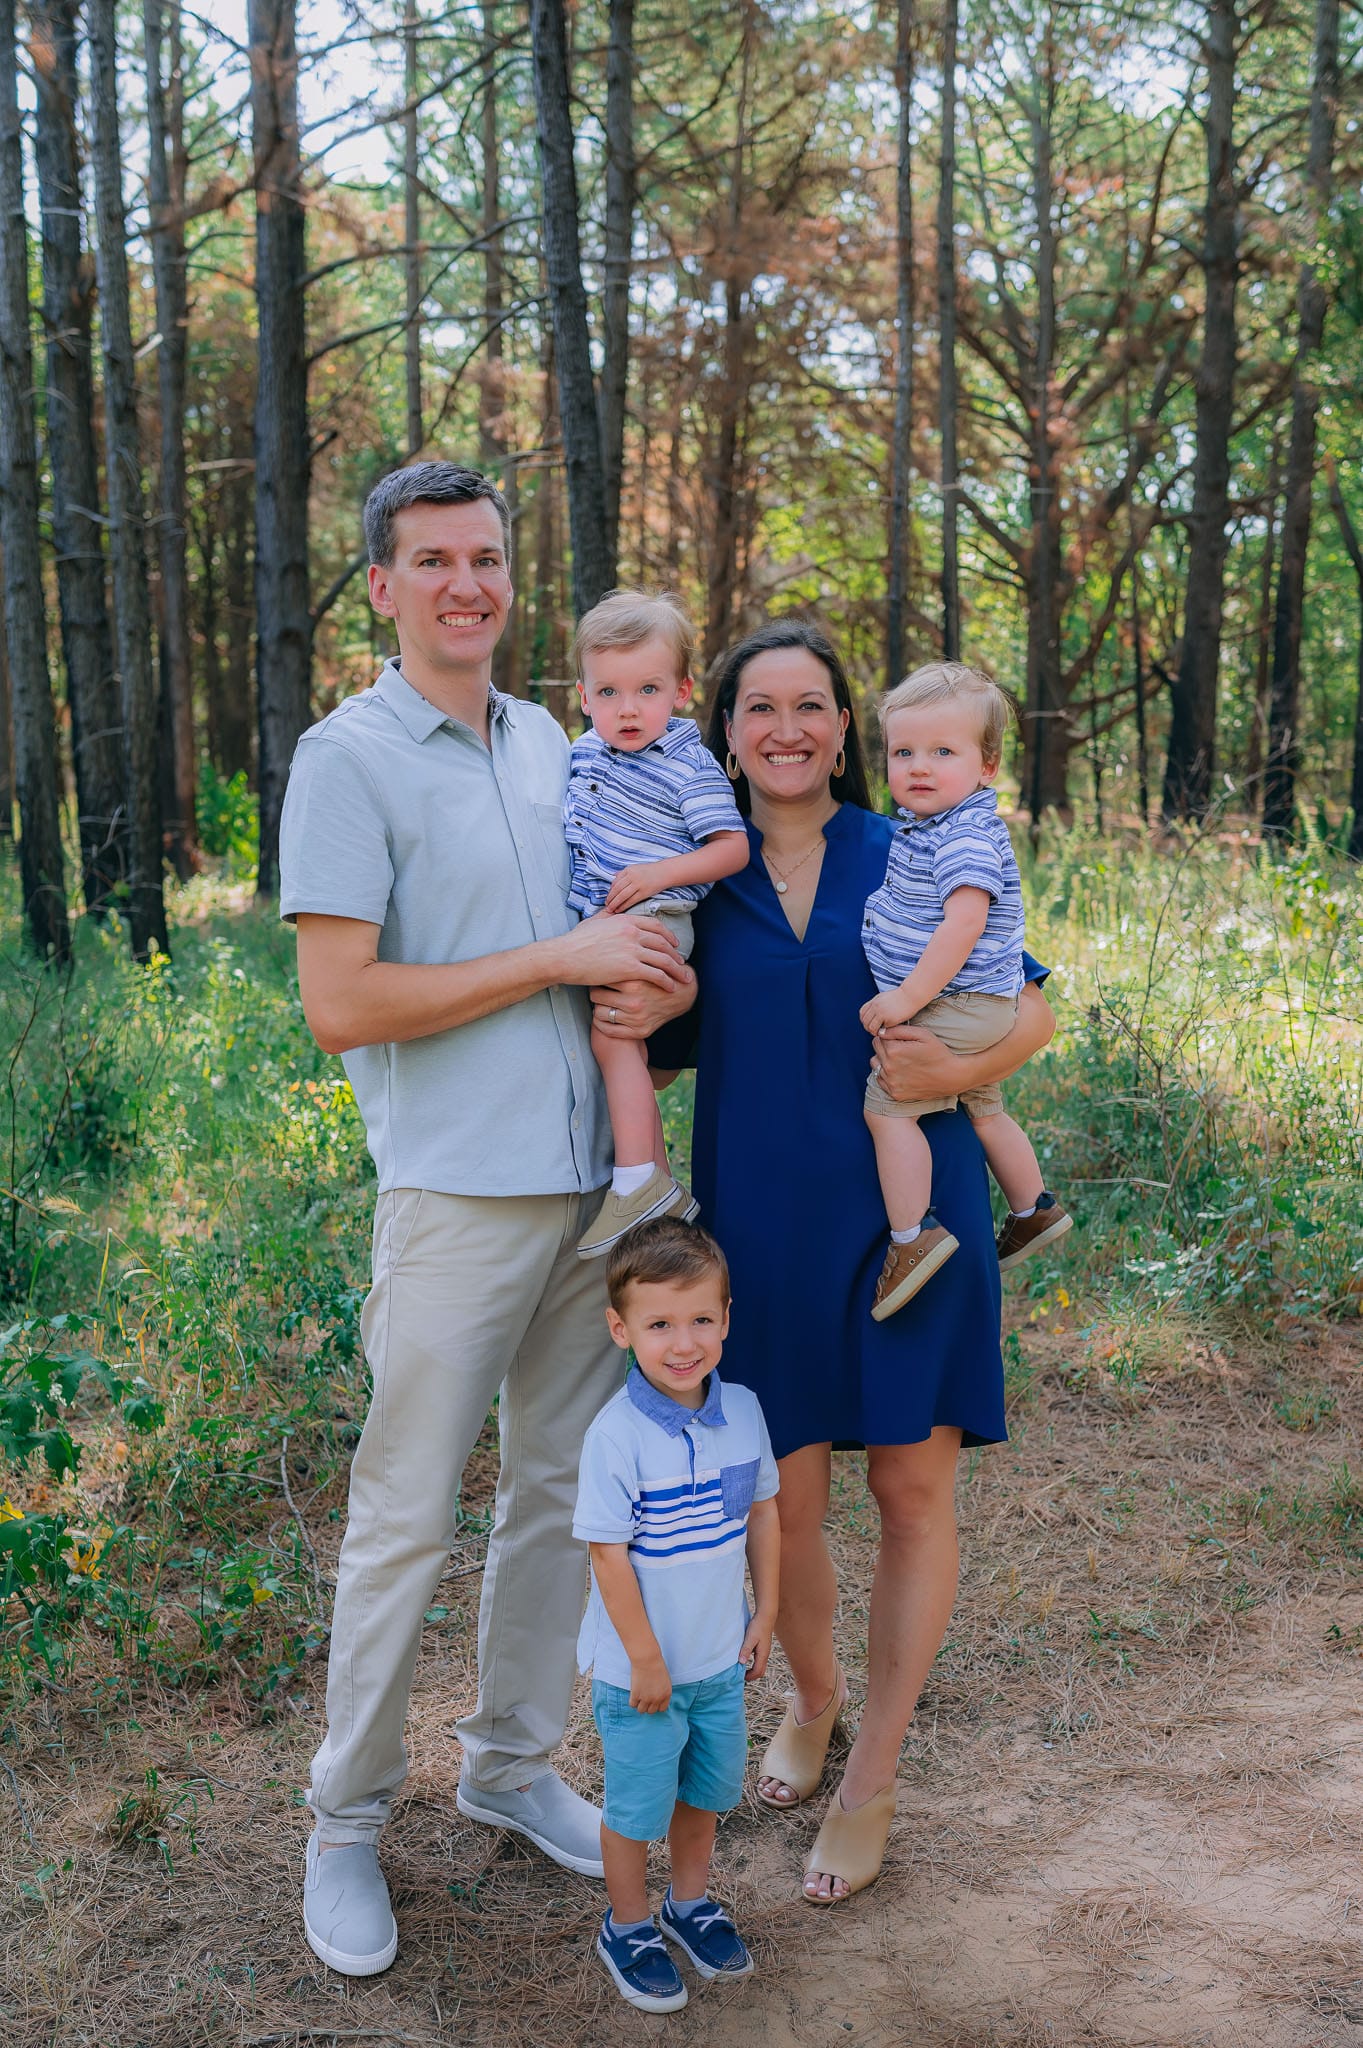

{"left": 572, "top": 588, "right": 695, "bottom": 685}
{"left": 879, "top": 661, "right": 1013, "bottom": 769}
{"left": 606, "top": 1215, "right": 731, "bottom": 1311}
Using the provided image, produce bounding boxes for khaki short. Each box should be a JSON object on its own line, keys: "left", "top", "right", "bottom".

{"left": 631, "top": 899, "right": 694, "bottom": 963}
{"left": 864, "top": 989, "right": 1018, "bottom": 1121}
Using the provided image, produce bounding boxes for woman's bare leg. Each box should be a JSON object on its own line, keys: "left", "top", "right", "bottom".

{"left": 756, "top": 1442, "right": 837, "bottom": 1806}
{"left": 804, "top": 1427, "right": 962, "bottom": 1901}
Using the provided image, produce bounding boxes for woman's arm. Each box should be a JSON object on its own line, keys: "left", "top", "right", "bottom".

{"left": 872, "top": 979, "right": 1055, "bottom": 1101}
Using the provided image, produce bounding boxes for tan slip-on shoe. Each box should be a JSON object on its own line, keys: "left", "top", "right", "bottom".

{"left": 869, "top": 1222, "right": 959, "bottom": 1320}
{"left": 755, "top": 1664, "right": 848, "bottom": 1809}
{"left": 576, "top": 1168, "right": 694, "bottom": 1259}
{"left": 996, "top": 1192, "right": 1073, "bottom": 1270}
{"left": 802, "top": 1782, "right": 897, "bottom": 1905}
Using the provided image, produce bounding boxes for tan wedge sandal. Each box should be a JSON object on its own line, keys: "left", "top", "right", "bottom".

{"left": 755, "top": 1664, "right": 848, "bottom": 1810}
{"left": 801, "top": 1782, "right": 897, "bottom": 1904}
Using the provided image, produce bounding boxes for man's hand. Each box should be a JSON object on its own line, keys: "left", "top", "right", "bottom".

{"left": 630, "top": 1651, "right": 672, "bottom": 1714}
{"left": 603, "top": 863, "right": 665, "bottom": 915}
{"left": 739, "top": 1616, "right": 774, "bottom": 1684}
{"left": 591, "top": 964, "right": 697, "bottom": 1041}
{"left": 556, "top": 911, "right": 685, "bottom": 993}
{"left": 860, "top": 988, "right": 916, "bottom": 1035}
{"left": 872, "top": 1023, "right": 964, "bottom": 1101}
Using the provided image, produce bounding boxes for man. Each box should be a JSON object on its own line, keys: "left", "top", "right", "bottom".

{"left": 280, "top": 461, "right": 691, "bottom": 1976}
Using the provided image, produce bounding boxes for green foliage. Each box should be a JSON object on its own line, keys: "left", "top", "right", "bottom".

{"left": 195, "top": 764, "right": 258, "bottom": 873}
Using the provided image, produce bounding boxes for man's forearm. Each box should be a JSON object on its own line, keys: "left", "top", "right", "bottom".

{"left": 302, "top": 937, "right": 572, "bottom": 1055}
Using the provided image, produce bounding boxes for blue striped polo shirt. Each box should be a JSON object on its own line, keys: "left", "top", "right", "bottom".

{"left": 573, "top": 1367, "right": 779, "bottom": 1688}
{"left": 562, "top": 717, "right": 745, "bottom": 916}
{"left": 862, "top": 787, "right": 1026, "bottom": 998}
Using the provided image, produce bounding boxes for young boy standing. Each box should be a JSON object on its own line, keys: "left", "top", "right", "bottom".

{"left": 564, "top": 592, "right": 748, "bottom": 1259}
{"left": 574, "top": 1217, "right": 780, "bottom": 2012}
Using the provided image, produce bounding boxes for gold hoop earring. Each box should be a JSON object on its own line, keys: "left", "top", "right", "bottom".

{"left": 725, "top": 751, "right": 741, "bottom": 783}
{"left": 833, "top": 749, "right": 846, "bottom": 780}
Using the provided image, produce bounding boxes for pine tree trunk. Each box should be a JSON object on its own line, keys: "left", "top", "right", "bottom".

{"left": 145, "top": 0, "right": 197, "bottom": 878}
{"left": 249, "top": 0, "right": 311, "bottom": 897}
{"left": 529, "top": 0, "right": 610, "bottom": 618}
{"left": 1326, "top": 466, "right": 1363, "bottom": 860}
{"left": 404, "top": 0, "right": 422, "bottom": 457}
{"left": 89, "top": 0, "right": 167, "bottom": 958}
{"left": 1262, "top": 0, "right": 1340, "bottom": 841}
{"left": 1, "top": 0, "right": 70, "bottom": 958}
{"left": 1162, "top": 0, "right": 1238, "bottom": 824}
{"left": 0, "top": 592, "right": 12, "bottom": 831}
{"left": 222, "top": 462, "right": 255, "bottom": 780}
{"left": 703, "top": 13, "right": 753, "bottom": 672}
{"left": 30, "top": 0, "right": 123, "bottom": 914}
{"left": 1023, "top": 46, "right": 1068, "bottom": 821}
{"left": 885, "top": 0, "right": 914, "bottom": 692}
{"left": 481, "top": 0, "right": 521, "bottom": 694}
{"left": 936, "top": 0, "right": 960, "bottom": 661}
{"left": 601, "top": 0, "right": 635, "bottom": 581}
{"left": 1245, "top": 429, "right": 1281, "bottom": 791}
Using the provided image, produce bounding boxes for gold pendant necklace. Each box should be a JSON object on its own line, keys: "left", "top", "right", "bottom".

{"left": 762, "top": 836, "right": 824, "bottom": 896}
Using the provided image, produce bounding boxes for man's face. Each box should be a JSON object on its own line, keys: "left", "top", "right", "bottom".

{"left": 368, "top": 499, "right": 512, "bottom": 677}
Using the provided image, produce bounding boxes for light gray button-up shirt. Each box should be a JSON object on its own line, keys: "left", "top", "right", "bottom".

{"left": 279, "top": 660, "right": 610, "bottom": 1197}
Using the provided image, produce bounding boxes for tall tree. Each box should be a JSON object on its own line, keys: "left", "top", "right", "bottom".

{"left": 702, "top": 7, "right": 755, "bottom": 671}
{"left": 601, "top": 0, "right": 635, "bottom": 579}
{"left": 529, "top": 0, "right": 610, "bottom": 617}
{"left": 1023, "top": 19, "right": 1062, "bottom": 820}
{"left": 144, "top": 0, "right": 198, "bottom": 877}
{"left": 885, "top": 0, "right": 915, "bottom": 691}
{"left": 936, "top": 0, "right": 960, "bottom": 662}
{"left": 1261, "top": 0, "right": 1341, "bottom": 840}
{"left": 1162, "top": 0, "right": 1239, "bottom": 823}
{"left": 30, "top": 0, "right": 124, "bottom": 915}
{"left": 403, "top": 0, "right": 422, "bottom": 457}
{"left": 249, "top": 0, "right": 311, "bottom": 897}
{"left": 1326, "top": 462, "right": 1363, "bottom": 860}
{"left": 0, "top": 0, "right": 69, "bottom": 958}
{"left": 90, "top": 0, "right": 167, "bottom": 957}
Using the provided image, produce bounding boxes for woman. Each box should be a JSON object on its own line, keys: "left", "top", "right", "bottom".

{"left": 594, "top": 621, "right": 1054, "bottom": 1904}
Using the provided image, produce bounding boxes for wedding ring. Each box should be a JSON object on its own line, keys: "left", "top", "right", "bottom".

{"left": 608, "top": 1007, "right": 618, "bottom": 1024}
{"left": 871, "top": 1060, "right": 882, "bottom": 1075}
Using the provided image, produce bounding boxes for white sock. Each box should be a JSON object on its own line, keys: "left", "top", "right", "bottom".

{"left": 1013, "top": 1203, "right": 1037, "bottom": 1219}
{"left": 612, "top": 1162, "right": 656, "bottom": 1198}
{"left": 891, "top": 1223, "right": 922, "bottom": 1245}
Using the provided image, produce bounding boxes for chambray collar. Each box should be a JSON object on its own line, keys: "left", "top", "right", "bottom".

{"left": 601, "top": 714, "right": 699, "bottom": 761}
{"left": 896, "top": 785, "right": 999, "bottom": 835}
{"left": 374, "top": 658, "right": 516, "bottom": 744}
{"left": 626, "top": 1363, "right": 727, "bottom": 1435}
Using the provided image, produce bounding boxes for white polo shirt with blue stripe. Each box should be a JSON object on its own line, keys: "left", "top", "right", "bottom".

{"left": 862, "top": 787, "right": 1025, "bottom": 999}
{"left": 573, "top": 1368, "right": 779, "bottom": 1689}
{"left": 562, "top": 717, "right": 745, "bottom": 916}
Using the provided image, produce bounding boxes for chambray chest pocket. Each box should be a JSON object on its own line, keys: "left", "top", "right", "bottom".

{"left": 720, "top": 1458, "right": 759, "bottom": 1521}
{"left": 532, "top": 801, "right": 573, "bottom": 897}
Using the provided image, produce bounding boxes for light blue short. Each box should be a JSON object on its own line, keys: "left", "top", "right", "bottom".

{"left": 592, "top": 1662, "right": 748, "bottom": 1842}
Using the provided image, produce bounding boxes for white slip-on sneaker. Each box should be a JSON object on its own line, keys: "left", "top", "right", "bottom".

{"left": 303, "top": 1834, "right": 398, "bottom": 1977}
{"left": 456, "top": 1770, "right": 605, "bottom": 1878}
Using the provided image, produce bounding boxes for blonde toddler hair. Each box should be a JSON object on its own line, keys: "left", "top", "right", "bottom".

{"left": 572, "top": 588, "right": 695, "bottom": 684}
{"left": 879, "top": 661, "right": 1012, "bottom": 769}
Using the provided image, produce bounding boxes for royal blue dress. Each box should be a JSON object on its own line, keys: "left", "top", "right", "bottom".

{"left": 652, "top": 801, "right": 1043, "bottom": 1461}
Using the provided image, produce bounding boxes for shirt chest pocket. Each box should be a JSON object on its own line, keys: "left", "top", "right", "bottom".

{"left": 532, "top": 801, "right": 572, "bottom": 898}
{"left": 720, "top": 1458, "right": 759, "bottom": 1521}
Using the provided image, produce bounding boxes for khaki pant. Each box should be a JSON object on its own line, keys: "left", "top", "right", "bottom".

{"left": 864, "top": 990, "right": 1018, "bottom": 1120}
{"left": 307, "top": 1186, "right": 618, "bottom": 1843}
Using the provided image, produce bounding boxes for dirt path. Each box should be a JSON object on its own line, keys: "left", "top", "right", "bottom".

{"left": 6, "top": 1321, "right": 1363, "bottom": 2048}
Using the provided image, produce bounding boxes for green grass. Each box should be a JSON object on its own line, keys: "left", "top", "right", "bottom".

{"left": 0, "top": 826, "right": 1359, "bottom": 1707}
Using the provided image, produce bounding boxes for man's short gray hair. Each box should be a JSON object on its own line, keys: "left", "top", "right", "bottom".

{"left": 363, "top": 461, "right": 511, "bottom": 568}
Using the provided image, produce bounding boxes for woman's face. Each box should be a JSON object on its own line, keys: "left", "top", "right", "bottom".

{"left": 726, "top": 647, "right": 850, "bottom": 806}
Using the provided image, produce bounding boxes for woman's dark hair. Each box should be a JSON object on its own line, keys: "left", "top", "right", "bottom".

{"left": 703, "top": 620, "right": 874, "bottom": 816}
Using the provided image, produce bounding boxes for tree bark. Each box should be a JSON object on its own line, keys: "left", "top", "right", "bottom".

{"left": 529, "top": 0, "right": 610, "bottom": 618}
{"left": 1245, "top": 428, "right": 1281, "bottom": 791}
{"left": 90, "top": 0, "right": 167, "bottom": 958}
{"left": 1261, "top": 0, "right": 1340, "bottom": 840}
{"left": 703, "top": 9, "right": 754, "bottom": 672}
{"left": 30, "top": 0, "right": 123, "bottom": 914}
{"left": 936, "top": 0, "right": 960, "bottom": 662}
{"left": 601, "top": 0, "right": 635, "bottom": 581}
{"left": 404, "top": 0, "right": 422, "bottom": 457}
{"left": 0, "top": 579, "right": 12, "bottom": 832}
{"left": 145, "top": 0, "right": 197, "bottom": 877}
{"left": 885, "top": 0, "right": 914, "bottom": 692}
{"left": 249, "top": 0, "right": 311, "bottom": 897}
{"left": 222, "top": 460, "right": 255, "bottom": 780}
{"left": 1325, "top": 464, "right": 1363, "bottom": 860}
{"left": 1162, "top": 0, "right": 1238, "bottom": 824}
{"left": 1, "top": 0, "right": 70, "bottom": 958}
{"left": 480, "top": 0, "right": 520, "bottom": 694}
{"left": 1023, "top": 37, "right": 1067, "bottom": 821}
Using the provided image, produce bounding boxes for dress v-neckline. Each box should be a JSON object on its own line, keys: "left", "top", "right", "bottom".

{"left": 750, "top": 806, "right": 843, "bottom": 948}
